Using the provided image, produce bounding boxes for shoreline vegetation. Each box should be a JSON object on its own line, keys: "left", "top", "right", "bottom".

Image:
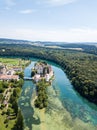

{"left": 0, "top": 57, "right": 31, "bottom": 130}
{"left": 34, "top": 80, "right": 49, "bottom": 109}
{"left": 31, "top": 61, "right": 54, "bottom": 109}
{"left": 31, "top": 82, "right": 97, "bottom": 130}
{"left": 0, "top": 57, "right": 97, "bottom": 130}
{"left": 1, "top": 43, "right": 97, "bottom": 129}
{"left": 1, "top": 43, "right": 97, "bottom": 105}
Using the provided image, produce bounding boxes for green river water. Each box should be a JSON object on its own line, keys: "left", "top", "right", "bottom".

{"left": 18, "top": 59, "right": 97, "bottom": 130}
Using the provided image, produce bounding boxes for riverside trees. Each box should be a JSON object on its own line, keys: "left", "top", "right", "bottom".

{"left": 12, "top": 110, "right": 24, "bottom": 130}
{"left": 34, "top": 80, "right": 48, "bottom": 109}
{"left": 1, "top": 43, "right": 97, "bottom": 105}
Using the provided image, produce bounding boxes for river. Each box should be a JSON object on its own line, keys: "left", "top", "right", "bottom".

{"left": 18, "top": 59, "right": 97, "bottom": 130}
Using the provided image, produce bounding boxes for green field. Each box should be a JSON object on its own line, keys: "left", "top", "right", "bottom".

{"left": 0, "top": 57, "right": 30, "bottom": 68}
{"left": 0, "top": 57, "right": 20, "bottom": 66}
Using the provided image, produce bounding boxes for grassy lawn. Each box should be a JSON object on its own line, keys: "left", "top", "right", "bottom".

{"left": 0, "top": 110, "right": 16, "bottom": 130}
{"left": 0, "top": 57, "right": 20, "bottom": 66}
{"left": 0, "top": 57, "right": 30, "bottom": 67}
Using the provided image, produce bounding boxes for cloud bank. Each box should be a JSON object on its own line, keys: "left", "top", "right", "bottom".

{"left": 19, "top": 9, "right": 36, "bottom": 14}
{"left": 0, "top": 28, "right": 97, "bottom": 42}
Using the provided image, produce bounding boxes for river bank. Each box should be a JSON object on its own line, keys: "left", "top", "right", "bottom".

{"left": 30, "top": 84, "right": 97, "bottom": 130}
{"left": 17, "top": 60, "right": 97, "bottom": 130}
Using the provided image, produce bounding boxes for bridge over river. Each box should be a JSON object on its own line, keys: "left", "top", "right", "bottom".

{"left": 24, "top": 77, "right": 33, "bottom": 80}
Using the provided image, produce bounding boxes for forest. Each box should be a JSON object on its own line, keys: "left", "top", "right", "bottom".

{"left": 0, "top": 43, "right": 97, "bottom": 105}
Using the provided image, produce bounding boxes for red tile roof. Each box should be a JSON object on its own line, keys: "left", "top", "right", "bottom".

{"left": 0, "top": 75, "right": 19, "bottom": 80}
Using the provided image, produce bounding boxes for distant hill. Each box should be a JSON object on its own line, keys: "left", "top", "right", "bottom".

{"left": 0, "top": 38, "right": 30, "bottom": 44}
{"left": 0, "top": 38, "right": 97, "bottom": 53}
{"left": 0, "top": 38, "right": 97, "bottom": 45}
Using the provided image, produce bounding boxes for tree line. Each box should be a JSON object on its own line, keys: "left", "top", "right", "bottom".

{"left": 1, "top": 44, "right": 97, "bottom": 105}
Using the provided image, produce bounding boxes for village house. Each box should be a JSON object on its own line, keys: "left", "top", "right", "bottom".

{"left": 0, "top": 75, "right": 19, "bottom": 81}
{"left": 0, "top": 65, "right": 7, "bottom": 75}
{"left": 7, "top": 69, "right": 15, "bottom": 75}
{"left": 45, "top": 74, "right": 50, "bottom": 82}
{"left": 12, "top": 67, "right": 22, "bottom": 72}
{"left": 33, "top": 62, "right": 54, "bottom": 82}
{"left": 33, "top": 74, "right": 40, "bottom": 82}
{"left": 34, "top": 64, "right": 44, "bottom": 75}
{"left": 0, "top": 63, "right": 23, "bottom": 81}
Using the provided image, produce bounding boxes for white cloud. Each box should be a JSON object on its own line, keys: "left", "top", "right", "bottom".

{"left": 19, "top": 9, "right": 36, "bottom": 14}
{"left": 0, "top": 28, "right": 97, "bottom": 42}
{"left": 45, "top": 0, "right": 77, "bottom": 6}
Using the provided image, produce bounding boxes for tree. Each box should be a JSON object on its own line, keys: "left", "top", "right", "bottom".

{"left": 13, "top": 89, "right": 17, "bottom": 97}
{"left": 2, "top": 81, "right": 8, "bottom": 88}
{"left": 12, "top": 110, "right": 24, "bottom": 130}
{"left": 12, "top": 100, "right": 18, "bottom": 116}
{"left": 18, "top": 72, "right": 24, "bottom": 79}
{"left": 31, "top": 69, "right": 36, "bottom": 77}
{"left": 0, "top": 82, "right": 4, "bottom": 93}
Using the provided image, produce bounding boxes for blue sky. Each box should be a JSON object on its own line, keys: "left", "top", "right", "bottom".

{"left": 0, "top": 0, "right": 97, "bottom": 42}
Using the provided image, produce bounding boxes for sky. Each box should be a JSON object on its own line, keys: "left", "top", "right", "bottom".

{"left": 0, "top": 0, "right": 97, "bottom": 42}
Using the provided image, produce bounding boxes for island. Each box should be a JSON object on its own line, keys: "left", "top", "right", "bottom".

{"left": 31, "top": 61, "right": 54, "bottom": 109}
